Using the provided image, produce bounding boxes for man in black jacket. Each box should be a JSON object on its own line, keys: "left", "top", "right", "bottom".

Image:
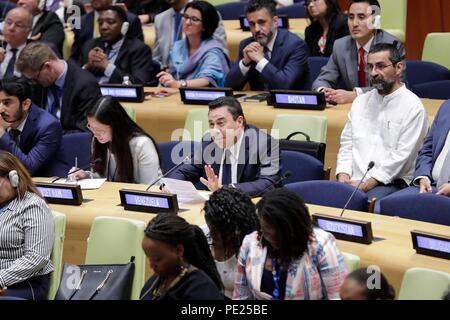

{"left": 80, "top": 5, "right": 157, "bottom": 85}
{"left": 17, "top": 0, "right": 65, "bottom": 54}
{"left": 16, "top": 42, "right": 102, "bottom": 133}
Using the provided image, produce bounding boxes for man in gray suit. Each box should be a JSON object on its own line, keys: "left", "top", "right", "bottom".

{"left": 312, "top": 0, "right": 405, "bottom": 105}
{"left": 152, "top": 0, "right": 228, "bottom": 68}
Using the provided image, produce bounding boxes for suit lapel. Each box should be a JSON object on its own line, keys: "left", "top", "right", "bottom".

{"left": 18, "top": 105, "right": 38, "bottom": 148}
{"left": 347, "top": 39, "right": 359, "bottom": 88}
{"left": 61, "top": 63, "right": 74, "bottom": 120}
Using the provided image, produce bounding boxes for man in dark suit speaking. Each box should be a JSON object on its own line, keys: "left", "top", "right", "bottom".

{"left": 225, "top": 0, "right": 310, "bottom": 91}
{"left": 80, "top": 5, "right": 157, "bottom": 85}
{"left": 167, "top": 96, "right": 282, "bottom": 197}
{"left": 16, "top": 42, "right": 102, "bottom": 133}
{"left": 0, "top": 78, "right": 68, "bottom": 177}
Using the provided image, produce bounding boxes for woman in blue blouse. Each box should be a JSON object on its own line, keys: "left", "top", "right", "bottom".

{"left": 157, "top": 1, "right": 230, "bottom": 88}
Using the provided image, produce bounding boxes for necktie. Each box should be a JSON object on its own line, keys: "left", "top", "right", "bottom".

{"left": 173, "top": 12, "right": 182, "bottom": 43}
{"left": 4, "top": 48, "right": 18, "bottom": 79}
{"left": 9, "top": 128, "right": 21, "bottom": 145}
{"left": 436, "top": 150, "right": 450, "bottom": 188}
{"left": 221, "top": 149, "right": 232, "bottom": 186}
{"left": 358, "top": 47, "right": 366, "bottom": 87}
{"left": 49, "top": 84, "right": 62, "bottom": 117}
{"left": 264, "top": 46, "right": 271, "bottom": 60}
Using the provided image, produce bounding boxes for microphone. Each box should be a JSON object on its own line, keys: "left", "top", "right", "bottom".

{"left": 146, "top": 155, "right": 191, "bottom": 191}
{"left": 51, "top": 158, "right": 102, "bottom": 183}
{"left": 254, "top": 171, "right": 292, "bottom": 198}
{"left": 340, "top": 161, "right": 375, "bottom": 217}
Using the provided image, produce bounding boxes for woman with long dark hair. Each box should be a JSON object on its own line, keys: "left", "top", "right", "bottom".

{"left": 203, "top": 187, "right": 259, "bottom": 298}
{"left": 140, "top": 213, "right": 224, "bottom": 300}
{"left": 234, "top": 188, "right": 347, "bottom": 300}
{"left": 0, "top": 151, "right": 53, "bottom": 300}
{"left": 69, "top": 96, "right": 161, "bottom": 184}
{"left": 304, "top": 0, "right": 349, "bottom": 57}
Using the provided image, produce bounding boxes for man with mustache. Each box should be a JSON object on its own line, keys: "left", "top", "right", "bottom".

{"left": 335, "top": 43, "right": 428, "bottom": 201}
{"left": 225, "top": 0, "right": 310, "bottom": 91}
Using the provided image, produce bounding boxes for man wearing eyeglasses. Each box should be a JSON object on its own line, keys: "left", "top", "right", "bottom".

{"left": 0, "top": 8, "right": 32, "bottom": 80}
{"left": 15, "top": 42, "right": 102, "bottom": 133}
{"left": 335, "top": 43, "right": 428, "bottom": 201}
{"left": 152, "top": 0, "right": 228, "bottom": 68}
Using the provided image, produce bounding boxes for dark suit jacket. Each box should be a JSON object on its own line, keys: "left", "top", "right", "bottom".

{"left": 32, "top": 10, "right": 65, "bottom": 55}
{"left": 70, "top": 10, "right": 144, "bottom": 63}
{"left": 305, "top": 14, "right": 349, "bottom": 57}
{"left": 167, "top": 125, "right": 282, "bottom": 197}
{"left": 31, "top": 61, "right": 102, "bottom": 133}
{"left": 80, "top": 37, "right": 158, "bottom": 85}
{"left": 414, "top": 100, "right": 450, "bottom": 184}
{"left": 225, "top": 29, "right": 310, "bottom": 91}
{"left": 312, "top": 29, "right": 405, "bottom": 92}
{"left": 0, "top": 104, "right": 69, "bottom": 177}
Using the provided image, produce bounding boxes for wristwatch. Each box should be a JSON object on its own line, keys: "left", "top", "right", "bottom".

{"left": 180, "top": 79, "right": 188, "bottom": 88}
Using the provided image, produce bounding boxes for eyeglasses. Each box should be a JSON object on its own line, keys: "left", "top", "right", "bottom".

{"left": 27, "top": 62, "right": 47, "bottom": 85}
{"left": 365, "top": 62, "right": 396, "bottom": 73}
{"left": 182, "top": 14, "right": 202, "bottom": 24}
{"left": 87, "top": 123, "right": 109, "bottom": 135}
{"left": 4, "top": 19, "right": 29, "bottom": 30}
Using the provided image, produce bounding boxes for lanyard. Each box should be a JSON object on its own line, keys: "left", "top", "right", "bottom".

{"left": 271, "top": 257, "right": 285, "bottom": 300}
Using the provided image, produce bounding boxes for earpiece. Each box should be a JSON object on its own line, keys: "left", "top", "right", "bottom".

{"left": 372, "top": 14, "right": 381, "bottom": 30}
{"left": 369, "top": 4, "right": 381, "bottom": 30}
{"left": 120, "top": 21, "right": 129, "bottom": 36}
{"left": 8, "top": 170, "right": 19, "bottom": 188}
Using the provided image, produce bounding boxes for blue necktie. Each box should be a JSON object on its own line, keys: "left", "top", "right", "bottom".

{"left": 49, "top": 85, "right": 62, "bottom": 117}
{"left": 4, "top": 48, "right": 17, "bottom": 79}
{"left": 173, "top": 12, "right": 182, "bottom": 43}
{"left": 221, "top": 149, "right": 232, "bottom": 186}
{"left": 9, "top": 128, "right": 20, "bottom": 145}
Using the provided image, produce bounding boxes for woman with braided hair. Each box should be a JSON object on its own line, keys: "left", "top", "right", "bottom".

{"left": 203, "top": 186, "right": 259, "bottom": 298}
{"left": 140, "top": 213, "right": 224, "bottom": 300}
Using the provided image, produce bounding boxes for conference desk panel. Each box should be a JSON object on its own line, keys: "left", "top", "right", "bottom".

{"left": 124, "top": 91, "right": 443, "bottom": 178}
{"left": 38, "top": 180, "right": 450, "bottom": 294}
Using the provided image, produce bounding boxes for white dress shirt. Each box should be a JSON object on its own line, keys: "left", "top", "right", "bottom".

{"left": 336, "top": 84, "right": 429, "bottom": 185}
{"left": 218, "top": 131, "right": 244, "bottom": 185}
{"left": 239, "top": 31, "right": 278, "bottom": 76}
{"left": 0, "top": 43, "right": 26, "bottom": 79}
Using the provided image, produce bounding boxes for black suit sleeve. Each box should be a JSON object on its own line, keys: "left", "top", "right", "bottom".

{"left": 36, "top": 12, "right": 65, "bottom": 55}
{"left": 128, "top": 15, "right": 144, "bottom": 41}
{"left": 225, "top": 41, "right": 250, "bottom": 90}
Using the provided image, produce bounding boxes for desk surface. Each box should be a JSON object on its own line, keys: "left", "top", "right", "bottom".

{"left": 37, "top": 180, "right": 450, "bottom": 294}
{"left": 125, "top": 90, "right": 443, "bottom": 178}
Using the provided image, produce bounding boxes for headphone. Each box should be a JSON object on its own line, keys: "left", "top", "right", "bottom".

{"left": 121, "top": 21, "right": 129, "bottom": 36}
{"left": 8, "top": 170, "right": 19, "bottom": 188}
{"left": 369, "top": 4, "right": 382, "bottom": 30}
{"left": 38, "top": 0, "right": 47, "bottom": 12}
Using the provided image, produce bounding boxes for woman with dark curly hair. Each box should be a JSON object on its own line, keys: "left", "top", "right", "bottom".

{"left": 340, "top": 267, "right": 395, "bottom": 300}
{"left": 203, "top": 186, "right": 259, "bottom": 298}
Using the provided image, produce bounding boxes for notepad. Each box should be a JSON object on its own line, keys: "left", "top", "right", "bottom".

{"left": 162, "top": 178, "right": 208, "bottom": 204}
{"left": 64, "top": 178, "right": 107, "bottom": 190}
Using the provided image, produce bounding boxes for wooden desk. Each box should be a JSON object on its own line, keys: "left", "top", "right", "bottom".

{"left": 39, "top": 180, "right": 450, "bottom": 294}
{"left": 124, "top": 91, "right": 443, "bottom": 177}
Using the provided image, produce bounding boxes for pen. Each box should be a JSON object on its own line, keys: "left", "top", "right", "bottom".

{"left": 75, "top": 157, "right": 78, "bottom": 170}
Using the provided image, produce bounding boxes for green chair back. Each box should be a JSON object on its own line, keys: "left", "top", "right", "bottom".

{"left": 183, "top": 109, "right": 209, "bottom": 141}
{"left": 341, "top": 252, "right": 361, "bottom": 273}
{"left": 398, "top": 267, "right": 450, "bottom": 300}
{"left": 271, "top": 114, "right": 328, "bottom": 143}
{"left": 47, "top": 211, "right": 67, "bottom": 300}
{"left": 379, "top": 0, "right": 407, "bottom": 42}
{"left": 123, "top": 106, "right": 136, "bottom": 122}
{"left": 85, "top": 216, "right": 147, "bottom": 300}
{"left": 422, "top": 33, "right": 450, "bottom": 70}
{"left": 210, "top": 0, "right": 236, "bottom": 5}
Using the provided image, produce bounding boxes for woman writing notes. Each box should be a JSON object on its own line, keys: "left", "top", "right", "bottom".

{"left": 69, "top": 96, "right": 161, "bottom": 184}
{"left": 157, "top": 1, "right": 230, "bottom": 88}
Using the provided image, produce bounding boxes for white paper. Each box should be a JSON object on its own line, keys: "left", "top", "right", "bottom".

{"left": 64, "top": 178, "right": 107, "bottom": 190}
{"left": 162, "top": 178, "right": 207, "bottom": 204}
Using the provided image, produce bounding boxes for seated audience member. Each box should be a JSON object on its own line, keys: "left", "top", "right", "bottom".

{"left": 312, "top": 0, "right": 405, "bottom": 105}
{"left": 17, "top": 0, "right": 65, "bottom": 54}
{"left": 69, "top": 96, "right": 161, "bottom": 184}
{"left": 167, "top": 96, "right": 282, "bottom": 197}
{"left": 336, "top": 43, "right": 428, "bottom": 200}
{"left": 385, "top": 100, "right": 450, "bottom": 198}
{"left": 80, "top": 6, "right": 158, "bottom": 85}
{"left": 340, "top": 267, "right": 395, "bottom": 300}
{"left": 234, "top": 188, "right": 347, "bottom": 300}
{"left": 0, "top": 79, "right": 68, "bottom": 177}
{"left": 225, "top": 0, "right": 310, "bottom": 91}
{"left": 16, "top": 42, "right": 102, "bottom": 133}
{"left": 203, "top": 186, "right": 259, "bottom": 299}
{"left": 0, "top": 8, "right": 32, "bottom": 80}
{"left": 152, "top": 0, "right": 227, "bottom": 69}
{"left": 70, "top": 0, "right": 144, "bottom": 63}
{"left": 140, "top": 213, "right": 224, "bottom": 300}
{"left": 0, "top": 151, "right": 54, "bottom": 300}
{"left": 157, "top": 1, "right": 229, "bottom": 88}
{"left": 304, "top": 0, "right": 349, "bottom": 57}
{"left": 118, "top": 0, "right": 169, "bottom": 24}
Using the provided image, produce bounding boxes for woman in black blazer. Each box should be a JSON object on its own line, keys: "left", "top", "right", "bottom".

{"left": 304, "top": 0, "right": 349, "bottom": 57}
